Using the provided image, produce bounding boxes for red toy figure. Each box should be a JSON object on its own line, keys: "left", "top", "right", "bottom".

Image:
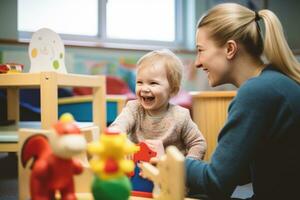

{"left": 133, "top": 142, "right": 157, "bottom": 169}
{"left": 21, "top": 113, "right": 87, "bottom": 200}
{"left": 130, "top": 142, "right": 157, "bottom": 198}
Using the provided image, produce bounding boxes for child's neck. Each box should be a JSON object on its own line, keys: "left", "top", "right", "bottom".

{"left": 146, "top": 103, "right": 170, "bottom": 117}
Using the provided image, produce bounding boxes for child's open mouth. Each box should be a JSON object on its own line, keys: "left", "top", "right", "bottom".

{"left": 142, "top": 96, "right": 155, "bottom": 103}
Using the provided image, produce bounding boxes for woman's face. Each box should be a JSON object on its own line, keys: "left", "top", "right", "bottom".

{"left": 195, "top": 27, "right": 232, "bottom": 87}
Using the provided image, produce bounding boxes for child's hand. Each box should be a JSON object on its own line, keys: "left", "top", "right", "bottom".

{"left": 144, "top": 139, "right": 165, "bottom": 158}
{"left": 125, "top": 139, "right": 135, "bottom": 160}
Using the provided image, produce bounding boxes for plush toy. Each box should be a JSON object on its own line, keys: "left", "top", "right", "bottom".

{"left": 88, "top": 128, "right": 139, "bottom": 200}
{"left": 21, "top": 113, "right": 87, "bottom": 200}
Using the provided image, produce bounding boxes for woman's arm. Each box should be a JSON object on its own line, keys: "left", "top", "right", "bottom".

{"left": 185, "top": 85, "right": 277, "bottom": 199}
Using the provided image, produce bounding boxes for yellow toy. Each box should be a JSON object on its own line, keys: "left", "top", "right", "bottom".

{"left": 88, "top": 128, "right": 139, "bottom": 200}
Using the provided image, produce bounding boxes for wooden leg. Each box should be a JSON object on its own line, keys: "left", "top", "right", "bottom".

{"left": 7, "top": 87, "right": 19, "bottom": 122}
{"left": 93, "top": 76, "right": 106, "bottom": 132}
{"left": 40, "top": 72, "right": 58, "bottom": 129}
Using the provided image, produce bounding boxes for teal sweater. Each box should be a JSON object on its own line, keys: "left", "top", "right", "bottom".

{"left": 185, "top": 66, "right": 300, "bottom": 200}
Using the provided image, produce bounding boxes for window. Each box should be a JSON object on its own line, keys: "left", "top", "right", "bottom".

{"left": 18, "top": 0, "right": 183, "bottom": 48}
{"left": 18, "top": 0, "right": 98, "bottom": 36}
{"left": 106, "top": 0, "right": 175, "bottom": 42}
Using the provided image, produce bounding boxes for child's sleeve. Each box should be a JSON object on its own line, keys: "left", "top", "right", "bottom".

{"left": 109, "top": 100, "right": 137, "bottom": 134}
{"left": 181, "top": 110, "right": 207, "bottom": 160}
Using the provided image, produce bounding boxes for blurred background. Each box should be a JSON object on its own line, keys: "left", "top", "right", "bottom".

{"left": 1, "top": 0, "right": 299, "bottom": 93}
{"left": 0, "top": 1, "right": 299, "bottom": 199}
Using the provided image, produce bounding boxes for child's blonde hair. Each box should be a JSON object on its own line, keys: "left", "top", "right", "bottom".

{"left": 137, "top": 49, "right": 183, "bottom": 95}
{"left": 197, "top": 3, "right": 300, "bottom": 83}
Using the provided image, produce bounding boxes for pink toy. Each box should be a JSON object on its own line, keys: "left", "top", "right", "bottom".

{"left": 21, "top": 113, "right": 87, "bottom": 200}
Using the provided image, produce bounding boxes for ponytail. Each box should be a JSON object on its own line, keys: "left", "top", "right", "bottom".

{"left": 259, "top": 10, "right": 300, "bottom": 83}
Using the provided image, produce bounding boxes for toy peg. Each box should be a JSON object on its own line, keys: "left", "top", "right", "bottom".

{"left": 21, "top": 113, "right": 87, "bottom": 200}
{"left": 140, "top": 146, "right": 185, "bottom": 200}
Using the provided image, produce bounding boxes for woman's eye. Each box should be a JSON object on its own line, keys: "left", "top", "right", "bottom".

{"left": 150, "top": 82, "right": 158, "bottom": 85}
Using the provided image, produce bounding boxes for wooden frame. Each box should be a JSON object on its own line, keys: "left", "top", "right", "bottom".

{"left": 190, "top": 91, "right": 236, "bottom": 161}
{"left": 0, "top": 72, "right": 106, "bottom": 152}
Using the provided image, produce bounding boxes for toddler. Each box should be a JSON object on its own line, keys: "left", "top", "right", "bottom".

{"left": 110, "top": 49, "right": 206, "bottom": 160}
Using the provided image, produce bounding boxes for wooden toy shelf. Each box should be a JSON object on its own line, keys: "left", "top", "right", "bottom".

{"left": 0, "top": 72, "right": 106, "bottom": 152}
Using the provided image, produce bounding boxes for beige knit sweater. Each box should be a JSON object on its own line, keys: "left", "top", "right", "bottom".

{"left": 110, "top": 100, "right": 206, "bottom": 160}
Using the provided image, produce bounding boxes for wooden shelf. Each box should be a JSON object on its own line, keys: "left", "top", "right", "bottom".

{"left": 0, "top": 72, "right": 106, "bottom": 130}
{"left": 0, "top": 72, "right": 106, "bottom": 153}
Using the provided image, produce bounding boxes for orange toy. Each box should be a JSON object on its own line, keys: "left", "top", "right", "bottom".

{"left": 21, "top": 113, "right": 87, "bottom": 200}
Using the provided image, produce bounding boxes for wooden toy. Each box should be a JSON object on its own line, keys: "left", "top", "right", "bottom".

{"left": 140, "top": 146, "right": 185, "bottom": 200}
{"left": 88, "top": 128, "right": 140, "bottom": 200}
{"left": 21, "top": 113, "right": 87, "bottom": 200}
{"left": 29, "top": 28, "right": 67, "bottom": 73}
{"left": 130, "top": 142, "right": 157, "bottom": 198}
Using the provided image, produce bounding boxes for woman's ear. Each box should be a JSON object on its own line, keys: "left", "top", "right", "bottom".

{"left": 226, "top": 40, "right": 238, "bottom": 60}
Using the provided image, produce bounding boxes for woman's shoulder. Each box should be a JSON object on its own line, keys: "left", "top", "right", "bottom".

{"left": 239, "top": 65, "right": 299, "bottom": 99}
{"left": 235, "top": 66, "right": 300, "bottom": 112}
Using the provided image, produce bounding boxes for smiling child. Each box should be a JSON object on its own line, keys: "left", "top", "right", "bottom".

{"left": 110, "top": 49, "right": 206, "bottom": 160}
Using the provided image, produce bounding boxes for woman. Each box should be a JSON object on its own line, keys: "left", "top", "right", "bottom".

{"left": 185, "top": 3, "right": 300, "bottom": 200}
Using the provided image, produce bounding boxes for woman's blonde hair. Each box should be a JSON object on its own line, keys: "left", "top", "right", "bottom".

{"left": 137, "top": 49, "right": 183, "bottom": 95}
{"left": 197, "top": 3, "right": 300, "bottom": 83}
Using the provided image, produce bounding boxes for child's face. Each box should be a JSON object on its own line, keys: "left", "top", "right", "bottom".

{"left": 136, "top": 61, "right": 171, "bottom": 116}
